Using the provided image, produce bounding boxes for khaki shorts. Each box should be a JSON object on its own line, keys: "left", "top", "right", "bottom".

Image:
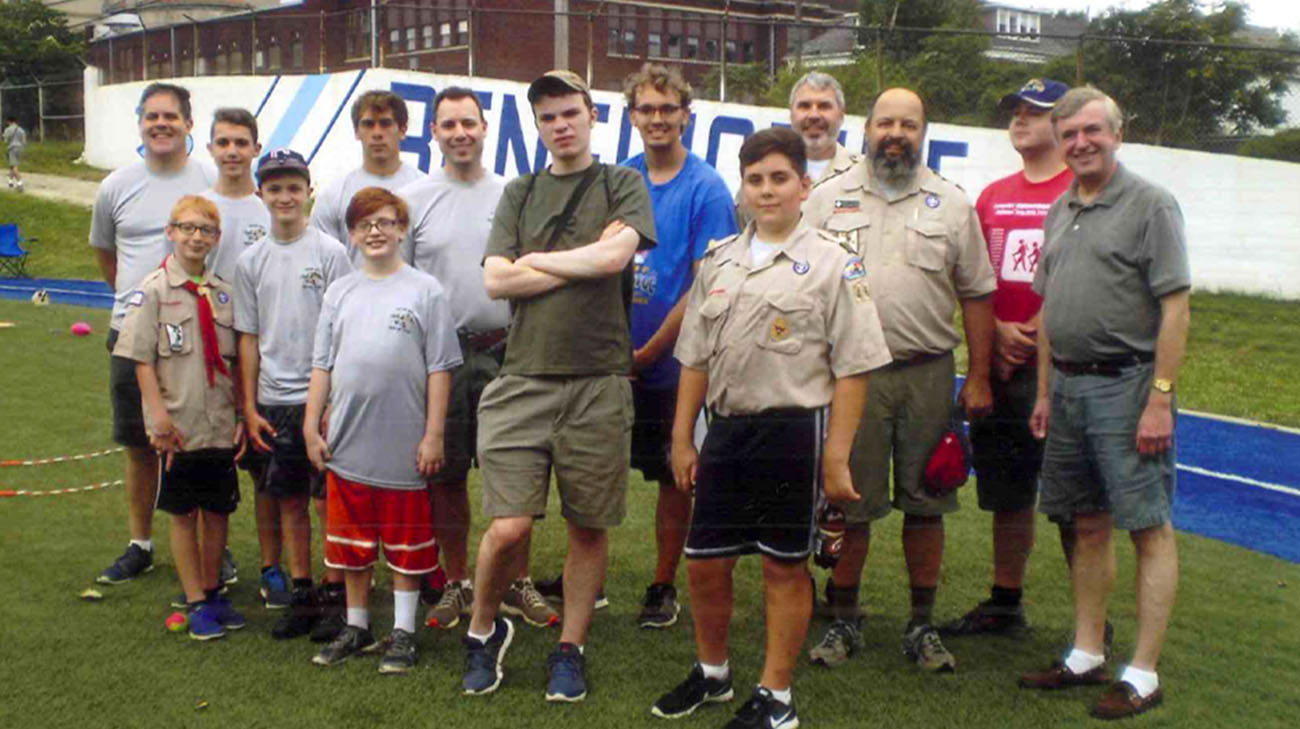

{"left": 476, "top": 373, "right": 633, "bottom": 529}
{"left": 845, "top": 352, "right": 959, "bottom": 524}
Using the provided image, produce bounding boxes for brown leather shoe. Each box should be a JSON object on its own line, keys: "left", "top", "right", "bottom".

{"left": 1090, "top": 681, "right": 1163, "bottom": 720}
{"left": 1018, "top": 660, "right": 1112, "bottom": 690}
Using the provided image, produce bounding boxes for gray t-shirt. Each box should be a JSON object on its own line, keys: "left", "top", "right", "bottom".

{"left": 399, "top": 169, "right": 510, "bottom": 332}
{"left": 311, "top": 265, "right": 462, "bottom": 489}
{"left": 2, "top": 123, "right": 25, "bottom": 150}
{"left": 90, "top": 158, "right": 217, "bottom": 328}
{"left": 1034, "top": 164, "right": 1191, "bottom": 362}
{"left": 309, "top": 163, "right": 423, "bottom": 264}
{"left": 201, "top": 189, "right": 271, "bottom": 284}
{"left": 233, "top": 227, "right": 351, "bottom": 405}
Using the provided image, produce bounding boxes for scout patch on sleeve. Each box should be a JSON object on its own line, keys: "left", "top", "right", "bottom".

{"left": 770, "top": 316, "right": 791, "bottom": 342}
{"left": 792, "top": 260, "right": 810, "bottom": 275}
{"left": 126, "top": 290, "right": 145, "bottom": 308}
{"left": 924, "top": 193, "right": 941, "bottom": 209}
{"left": 216, "top": 290, "right": 230, "bottom": 306}
{"left": 852, "top": 281, "right": 871, "bottom": 302}
{"left": 164, "top": 323, "right": 184, "bottom": 352}
{"left": 843, "top": 258, "right": 866, "bottom": 281}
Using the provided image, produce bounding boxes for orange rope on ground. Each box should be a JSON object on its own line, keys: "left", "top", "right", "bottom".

{"left": 0, "top": 447, "right": 125, "bottom": 467}
{"left": 0, "top": 479, "right": 123, "bottom": 497}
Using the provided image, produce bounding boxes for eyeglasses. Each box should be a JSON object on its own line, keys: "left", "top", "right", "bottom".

{"left": 170, "top": 222, "right": 219, "bottom": 237}
{"left": 633, "top": 104, "right": 683, "bottom": 118}
{"left": 354, "top": 218, "right": 399, "bottom": 234}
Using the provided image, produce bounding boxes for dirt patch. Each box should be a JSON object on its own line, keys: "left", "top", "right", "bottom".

{"left": 1, "top": 172, "right": 99, "bottom": 208}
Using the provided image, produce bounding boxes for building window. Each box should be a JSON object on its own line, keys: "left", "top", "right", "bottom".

{"left": 215, "top": 45, "right": 228, "bottom": 75}
{"left": 180, "top": 49, "right": 193, "bottom": 76}
{"left": 458, "top": 20, "right": 468, "bottom": 42}
{"left": 996, "top": 8, "right": 1040, "bottom": 40}
{"left": 667, "top": 34, "right": 681, "bottom": 58}
{"left": 743, "top": 40, "right": 755, "bottom": 62}
{"left": 440, "top": 22, "right": 451, "bottom": 47}
{"left": 423, "top": 25, "right": 434, "bottom": 49}
{"left": 685, "top": 36, "right": 698, "bottom": 59}
{"left": 725, "top": 39, "right": 736, "bottom": 62}
{"left": 291, "top": 32, "right": 304, "bottom": 68}
{"left": 230, "top": 41, "right": 243, "bottom": 74}
{"left": 406, "top": 27, "right": 416, "bottom": 52}
{"left": 648, "top": 32, "right": 662, "bottom": 58}
{"left": 390, "top": 29, "right": 400, "bottom": 54}
{"left": 622, "top": 29, "right": 637, "bottom": 55}
{"left": 268, "top": 37, "right": 282, "bottom": 70}
{"left": 409, "top": 56, "right": 420, "bottom": 70}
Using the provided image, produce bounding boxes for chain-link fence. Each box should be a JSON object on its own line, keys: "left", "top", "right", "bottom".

{"left": 0, "top": 76, "right": 84, "bottom": 142}
{"left": 77, "top": 3, "right": 1300, "bottom": 154}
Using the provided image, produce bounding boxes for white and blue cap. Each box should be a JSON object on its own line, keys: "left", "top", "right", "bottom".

{"left": 256, "top": 148, "right": 311, "bottom": 185}
{"left": 998, "top": 78, "right": 1069, "bottom": 111}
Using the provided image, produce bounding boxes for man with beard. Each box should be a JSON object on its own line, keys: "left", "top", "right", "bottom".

{"left": 804, "top": 87, "right": 995, "bottom": 673}
{"left": 736, "top": 72, "right": 858, "bottom": 226}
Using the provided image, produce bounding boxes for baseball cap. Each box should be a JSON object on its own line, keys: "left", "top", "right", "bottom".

{"left": 256, "top": 148, "right": 310, "bottom": 185}
{"left": 998, "top": 78, "right": 1069, "bottom": 111}
{"left": 526, "top": 69, "right": 591, "bottom": 105}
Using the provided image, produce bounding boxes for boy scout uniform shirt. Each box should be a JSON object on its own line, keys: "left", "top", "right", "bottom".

{"left": 674, "top": 221, "right": 892, "bottom": 417}
{"left": 804, "top": 163, "right": 996, "bottom": 361}
{"left": 112, "top": 256, "right": 238, "bottom": 450}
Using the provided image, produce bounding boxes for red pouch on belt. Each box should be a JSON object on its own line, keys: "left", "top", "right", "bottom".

{"left": 923, "top": 406, "right": 972, "bottom": 495}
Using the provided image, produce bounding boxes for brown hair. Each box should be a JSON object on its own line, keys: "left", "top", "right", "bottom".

{"left": 210, "top": 107, "right": 259, "bottom": 144}
{"left": 345, "top": 187, "right": 409, "bottom": 232}
{"left": 623, "top": 62, "right": 693, "bottom": 109}
{"left": 350, "top": 90, "right": 409, "bottom": 130}
{"left": 739, "top": 127, "right": 807, "bottom": 176}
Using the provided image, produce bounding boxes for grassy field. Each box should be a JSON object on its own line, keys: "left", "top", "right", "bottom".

{"left": 0, "top": 193, "right": 98, "bottom": 280}
{"left": 1, "top": 298, "right": 1298, "bottom": 729}
{"left": 15, "top": 139, "right": 108, "bottom": 182}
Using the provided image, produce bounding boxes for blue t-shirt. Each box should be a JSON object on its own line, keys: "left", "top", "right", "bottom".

{"left": 622, "top": 153, "right": 738, "bottom": 389}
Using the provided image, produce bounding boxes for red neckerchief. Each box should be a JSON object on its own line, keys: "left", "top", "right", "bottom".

{"left": 162, "top": 255, "right": 229, "bottom": 387}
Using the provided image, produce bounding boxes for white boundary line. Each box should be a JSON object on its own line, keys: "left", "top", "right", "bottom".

{"left": 1180, "top": 408, "right": 1300, "bottom": 436}
{"left": 1177, "top": 464, "right": 1300, "bottom": 498}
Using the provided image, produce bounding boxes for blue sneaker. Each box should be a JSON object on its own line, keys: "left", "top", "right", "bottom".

{"left": 259, "top": 566, "right": 290, "bottom": 610}
{"left": 97, "top": 544, "right": 154, "bottom": 585}
{"left": 209, "top": 596, "right": 246, "bottom": 631}
{"left": 462, "top": 616, "right": 515, "bottom": 696}
{"left": 724, "top": 687, "right": 798, "bottom": 729}
{"left": 545, "top": 642, "right": 587, "bottom": 702}
{"left": 188, "top": 603, "right": 226, "bottom": 641}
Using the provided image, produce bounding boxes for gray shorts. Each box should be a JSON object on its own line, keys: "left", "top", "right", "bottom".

{"left": 1039, "top": 362, "right": 1176, "bottom": 531}
{"left": 845, "top": 352, "right": 959, "bottom": 524}
{"left": 7, "top": 147, "right": 20, "bottom": 167}
{"left": 476, "top": 373, "right": 633, "bottom": 529}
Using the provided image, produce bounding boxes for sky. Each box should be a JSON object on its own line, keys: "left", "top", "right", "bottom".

{"left": 1017, "top": 0, "right": 1300, "bottom": 33}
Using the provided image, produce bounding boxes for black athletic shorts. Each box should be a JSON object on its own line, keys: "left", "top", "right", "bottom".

{"left": 970, "top": 366, "right": 1043, "bottom": 512}
{"left": 685, "top": 408, "right": 823, "bottom": 562}
{"left": 239, "top": 403, "right": 325, "bottom": 499}
{"left": 107, "top": 329, "right": 150, "bottom": 448}
{"left": 156, "top": 448, "right": 241, "bottom": 516}
{"left": 630, "top": 383, "right": 675, "bottom": 484}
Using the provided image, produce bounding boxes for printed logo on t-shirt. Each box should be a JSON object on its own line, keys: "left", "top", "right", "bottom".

{"left": 243, "top": 224, "right": 268, "bottom": 247}
{"left": 388, "top": 307, "right": 417, "bottom": 335}
{"left": 633, "top": 260, "right": 657, "bottom": 305}
{"left": 1001, "top": 229, "right": 1043, "bottom": 283}
{"left": 300, "top": 267, "right": 325, "bottom": 290}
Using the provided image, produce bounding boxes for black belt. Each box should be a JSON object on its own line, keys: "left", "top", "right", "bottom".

{"left": 458, "top": 327, "right": 508, "bottom": 352}
{"left": 882, "top": 351, "right": 949, "bottom": 370}
{"left": 1052, "top": 352, "right": 1153, "bottom": 377}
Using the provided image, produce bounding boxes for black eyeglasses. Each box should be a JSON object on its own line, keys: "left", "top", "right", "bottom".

{"left": 633, "top": 104, "right": 683, "bottom": 118}
{"left": 354, "top": 218, "right": 399, "bottom": 233}
{"left": 170, "top": 222, "right": 219, "bottom": 237}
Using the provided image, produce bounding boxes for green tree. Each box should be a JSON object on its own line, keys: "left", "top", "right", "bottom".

{"left": 1041, "top": 0, "right": 1300, "bottom": 147}
{"left": 0, "top": 0, "right": 84, "bottom": 80}
{"left": 1238, "top": 128, "right": 1300, "bottom": 163}
{"left": 700, "top": 62, "right": 772, "bottom": 105}
{"left": 858, "top": 0, "right": 982, "bottom": 61}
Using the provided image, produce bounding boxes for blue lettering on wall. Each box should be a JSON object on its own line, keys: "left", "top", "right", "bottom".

{"left": 706, "top": 116, "right": 755, "bottom": 168}
{"left": 927, "top": 139, "right": 968, "bottom": 173}
{"left": 392, "top": 82, "right": 436, "bottom": 172}
{"left": 494, "top": 94, "right": 535, "bottom": 176}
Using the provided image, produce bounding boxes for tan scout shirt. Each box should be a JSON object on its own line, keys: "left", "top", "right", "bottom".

{"left": 735, "top": 143, "right": 861, "bottom": 228}
{"left": 675, "top": 221, "right": 892, "bottom": 417}
{"left": 113, "top": 256, "right": 239, "bottom": 450}
{"left": 804, "top": 164, "right": 996, "bottom": 361}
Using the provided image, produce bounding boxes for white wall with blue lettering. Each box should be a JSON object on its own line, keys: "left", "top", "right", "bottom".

{"left": 83, "top": 67, "right": 1300, "bottom": 299}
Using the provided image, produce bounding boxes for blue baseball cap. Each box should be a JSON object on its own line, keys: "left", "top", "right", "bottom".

{"left": 999, "top": 78, "right": 1069, "bottom": 111}
{"left": 256, "top": 148, "right": 311, "bottom": 185}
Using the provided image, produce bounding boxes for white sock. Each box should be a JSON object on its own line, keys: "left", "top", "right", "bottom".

{"left": 763, "top": 685, "right": 793, "bottom": 705}
{"left": 393, "top": 590, "right": 419, "bottom": 633}
{"left": 346, "top": 607, "right": 369, "bottom": 630}
{"left": 129, "top": 539, "right": 154, "bottom": 552}
{"left": 700, "top": 660, "right": 730, "bottom": 680}
{"left": 466, "top": 624, "right": 494, "bottom": 643}
{"left": 456, "top": 579, "right": 472, "bottom": 589}
{"left": 1119, "top": 665, "right": 1159, "bottom": 698}
{"left": 1064, "top": 648, "right": 1106, "bottom": 674}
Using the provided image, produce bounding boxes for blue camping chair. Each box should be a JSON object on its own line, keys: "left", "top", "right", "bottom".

{"left": 0, "top": 224, "right": 35, "bottom": 278}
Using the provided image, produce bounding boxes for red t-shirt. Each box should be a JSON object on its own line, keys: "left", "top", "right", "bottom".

{"left": 975, "top": 168, "right": 1073, "bottom": 323}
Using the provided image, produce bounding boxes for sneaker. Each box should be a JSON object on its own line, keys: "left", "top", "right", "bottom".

{"left": 638, "top": 583, "right": 680, "bottom": 629}
{"left": 651, "top": 664, "right": 734, "bottom": 719}
{"left": 311, "top": 584, "right": 346, "bottom": 643}
{"left": 938, "top": 599, "right": 1029, "bottom": 637}
{"left": 426, "top": 581, "right": 474, "bottom": 630}
{"left": 208, "top": 595, "right": 246, "bottom": 630}
{"left": 545, "top": 643, "right": 588, "bottom": 702}
{"left": 188, "top": 603, "right": 226, "bottom": 641}
{"left": 534, "top": 575, "right": 609, "bottom": 610}
{"left": 378, "top": 628, "right": 418, "bottom": 674}
{"left": 312, "top": 624, "right": 380, "bottom": 666}
{"left": 220, "top": 548, "right": 238, "bottom": 586}
{"left": 259, "top": 566, "right": 291, "bottom": 610}
{"left": 903, "top": 623, "right": 956, "bottom": 673}
{"left": 503, "top": 578, "right": 560, "bottom": 628}
{"left": 462, "top": 616, "right": 515, "bottom": 696}
{"left": 272, "top": 586, "right": 320, "bottom": 640}
{"left": 170, "top": 593, "right": 190, "bottom": 610}
{"left": 97, "top": 544, "right": 154, "bottom": 584}
{"left": 724, "top": 687, "right": 799, "bottom": 729}
{"left": 809, "top": 619, "right": 861, "bottom": 668}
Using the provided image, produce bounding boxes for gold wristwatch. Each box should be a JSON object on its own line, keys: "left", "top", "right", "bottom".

{"left": 1152, "top": 378, "right": 1174, "bottom": 394}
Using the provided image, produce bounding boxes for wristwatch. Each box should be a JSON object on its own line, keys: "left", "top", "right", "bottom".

{"left": 1152, "top": 378, "right": 1174, "bottom": 394}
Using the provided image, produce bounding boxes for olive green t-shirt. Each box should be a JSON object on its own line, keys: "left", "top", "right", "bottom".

{"left": 485, "top": 164, "right": 657, "bottom": 376}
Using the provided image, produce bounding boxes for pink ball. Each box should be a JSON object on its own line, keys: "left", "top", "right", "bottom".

{"left": 70, "top": 321, "right": 92, "bottom": 336}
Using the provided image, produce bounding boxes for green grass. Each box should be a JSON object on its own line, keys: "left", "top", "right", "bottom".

{"left": 0, "top": 193, "right": 99, "bottom": 280}
{"left": 16, "top": 139, "right": 108, "bottom": 182}
{"left": 1, "top": 298, "right": 1299, "bottom": 729}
